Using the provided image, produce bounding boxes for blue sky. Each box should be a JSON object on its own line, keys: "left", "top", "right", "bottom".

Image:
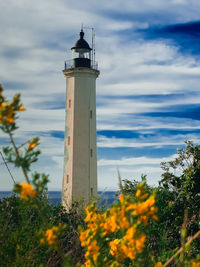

{"left": 1, "top": 0, "right": 200, "bottom": 190}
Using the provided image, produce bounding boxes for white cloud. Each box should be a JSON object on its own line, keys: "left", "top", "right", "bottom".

{"left": 98, "top": 155, "right": 176, "bottom": 166}
{"left": 97, "top": 136, "right": 181, "bottom": 148}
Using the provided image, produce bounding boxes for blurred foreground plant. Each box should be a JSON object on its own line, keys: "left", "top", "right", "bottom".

{"left": 0, "top": 85, "right": 71, "bottom": 266}
{"left": 79, "top": 178, "right": 200, "bottom": 267}
{"left": 79, "top": 181, "right": 158, "bottom": 266}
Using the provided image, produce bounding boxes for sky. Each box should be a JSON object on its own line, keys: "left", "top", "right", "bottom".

{"left": 1, "top": 0, "right": 200, "bottom": 191}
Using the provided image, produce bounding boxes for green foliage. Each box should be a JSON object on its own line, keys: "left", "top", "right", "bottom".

{"left": 0, "top": 195, "right": 85, "bottom": 266}
{"left": 3, "top": 143, "right": 41, "bottom": 171}
{"left": 160, "top": 141, "right": 200, "bottom": 249}
{"left": 120, "top": 142, "right": 200, "bottom": 265}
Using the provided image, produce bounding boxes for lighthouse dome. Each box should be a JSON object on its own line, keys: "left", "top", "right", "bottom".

{"left": 71, "top": 30, "right": 92, "bottom": 52}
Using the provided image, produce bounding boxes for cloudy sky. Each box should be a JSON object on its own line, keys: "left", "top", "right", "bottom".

{"left": 1, "top": 0, "right": 200, "bottom": 191}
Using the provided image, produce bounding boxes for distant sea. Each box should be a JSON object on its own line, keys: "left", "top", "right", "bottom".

{"left": 0, "top": 191, "right": 117, "bottom": 206}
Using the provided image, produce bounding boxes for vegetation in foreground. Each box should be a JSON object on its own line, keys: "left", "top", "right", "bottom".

{"left": 0, "top": 84, "right": 200, "bottom": 266}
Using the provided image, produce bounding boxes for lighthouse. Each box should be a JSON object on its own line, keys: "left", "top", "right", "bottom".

{"left": 62, "top": 29, "right": 99, "bottom": 209}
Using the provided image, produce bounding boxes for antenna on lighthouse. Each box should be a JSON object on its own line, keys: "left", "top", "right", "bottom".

{"left": 83, "top": 26, "right": 95, "bottom": 68}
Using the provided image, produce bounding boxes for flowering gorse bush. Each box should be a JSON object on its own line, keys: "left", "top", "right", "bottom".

{"left": 19, "top": 181, "right": 37, "bottom": 200}
{"left": 80, "top": 181, "right": 200, "bottom": 267}
{"left": 40, "top": 223, "right": 66, "bottom": 250}
{"left": 79, "top": 182, "right": 158, "bottom": 266}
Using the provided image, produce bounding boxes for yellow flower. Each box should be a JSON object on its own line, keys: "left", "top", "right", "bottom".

{"left": 45, "top": 229, "right": 57, "bottom": 245}
{"left": 18, "top": 104, "right": 26, "bottom": 111}
{"left": 20, "top": 181, "right": 36, "bottom": 200}
{"left": 124, "top": 226, "right": 136, "bottom": 243}
{"left": 6, "top": 117, "right": 14, "bottom": 123}
{"left": 109, "top": 239, "right": 120, "bottom": 256}
{"left": 154, "top": 262, "right": 163, "bottom": 267}
{"left": 41, "top": 224, "right": 62, "bottom": 246}
{"left": 87, "top": 240, "right": 100, "bottom": 262}
{"left": 135, "top": 234, "right": 146, "bottom": 252}
{"left": 140, "top": 193, "right": 149, "bottom": 199}
{"left": 191, "top": 260, "right": 200, "bottom": 267}
{"left": 0, "top": 102, "right": 6, "bottom": 109}
{"left": 119, "top": 194, "right": 124, "bottom": 203}
{"left": 119, "top": 216, "right": 130, "bottom": 228}
{"left": 101, "top": 208, "right": 120, "bottom": 235}
{"left": 84, "top": 259, "right": 92, "bottom": 267}
{"left": 132, "top": 195, "right": 158, "bottom": 224}
{"left": 121, "top": 244, "right": 136, "bottom": 260}
{"left": 80, "top": 229, "right": 95, "bottom": 247}
{"left": 28, "top": 141, "right": 38, "bottom": 151}
{"left": 136, "top": 189, "right": 141, "bottom": 197}
{"left": 5, "top": 104, "right": 15, "bottom": 124}
{"left": 40, "top": 238, "right": 45, "bottom": 244}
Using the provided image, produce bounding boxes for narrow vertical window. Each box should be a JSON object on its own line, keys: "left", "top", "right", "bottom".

{"left": 91, "top": 187, "right": 93, "bottom": 196}
{"left": 69, "top": 99, "right": 71, "bottom": 108}
{"left": 90, "top": 149, "right": 93, "bottom": 157}
{"left": 67, "top": 175, "right": 69, "bottom": 184}
{"left": 90, "top": 110, "right": 92, "bottom": 119}
{"left": 67, "top": 136, "right": 70, "bottom": 145}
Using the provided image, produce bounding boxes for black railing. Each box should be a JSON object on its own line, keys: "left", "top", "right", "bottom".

{"left": 64, "top": 59, "right": 98, "bottom": 70}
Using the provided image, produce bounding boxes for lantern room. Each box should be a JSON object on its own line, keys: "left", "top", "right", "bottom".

{"left": 71, "top": 30, "right": 92, "bottom": 68}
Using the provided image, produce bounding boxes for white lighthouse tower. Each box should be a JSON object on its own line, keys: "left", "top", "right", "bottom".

{"left": 62, "top": 29, "right": 99, "bottom": 209}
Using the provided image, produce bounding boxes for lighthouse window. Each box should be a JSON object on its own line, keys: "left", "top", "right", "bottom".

{"left": 69, "top": 99, "right": 71, "bottom": 108}
{"left": 90, "top": 110, "right": 92, "bottom": 119}
{"left": 67, "top": 136, "right": 70, "bottom": 145}
{"left": 91, "top": 187, "right": 93, "bottom": 195}
{"left": 90, "top": 149, "right": 93, "bottom": 157}
{"left": 67, "top": 175, "right": 69, "bottom": 184}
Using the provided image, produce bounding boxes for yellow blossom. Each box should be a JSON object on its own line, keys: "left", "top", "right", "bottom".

{"left": 85, "top": 259, "right": 92, "bottom": 267}
{"left": 18, "top": 104, "right": 26, "bottom": 111}
{"left": 80, "top": 229, "right": 91, "bottom": 246}
{"left": 87, "top": 240, "right": 100, "bottom": 262}
{"left": 119, "top": 216, "right": 130, "bottom": 228}
{"left": 124, "top": 226, "right": 136, "bottom": 243}
{"left": 136, "top": 189, "right": 141, "bottom": 197}
{"left": 135, "top": 234, "right": 146, "bottom": 252}
{"left": 191, "top": 260, "right": 200, "bottom": 267}
{"left": 45, "top": 229, "right": 57, "bottom": 245}
{"left": 154, "top": 262, "right": 163, "bottom": 267}
{"left": 41, "top": 224, "right": 63, "bottom": 247}
{"left": 119, "top": 194, "right": 124, "bottom": 203}
{"left": 40, "top": 238, "right": 45, "bottom": 244}
{"left": 20, "top": 181, "right": 36, "bottom": 200}
{"left": 109, "top": 239, "right": 120, "bottom": 256}
{"left": 0, "top": 102, "right": 6, "bottom": 109}
{"left": 140, "top": 193, "right": 149, "bottom": 199}
{"left": 28, "top": 140, "right": 38, "bottom": 151}
{"left": 121, "top": 244, "right": 136, "bottom": 260}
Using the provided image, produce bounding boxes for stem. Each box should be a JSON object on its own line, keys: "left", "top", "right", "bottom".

{"left": 163, "top": 230, "right": 200, "bottom": 267}
{"left": 179, "top": 209, "right": 188, "bottom": 266}
{"left": 0, "top": 151, "right": 15, "bottom": 184}
{"left": 17, "top": 140, "right": 29, "bottom": 149}
{"left": 8, "top": 130, "right": 30, "bottom": 184}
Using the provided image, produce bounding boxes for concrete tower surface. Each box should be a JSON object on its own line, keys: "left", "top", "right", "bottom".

{"left": 62, "top": 30, "right": 99, "bottom": 209}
